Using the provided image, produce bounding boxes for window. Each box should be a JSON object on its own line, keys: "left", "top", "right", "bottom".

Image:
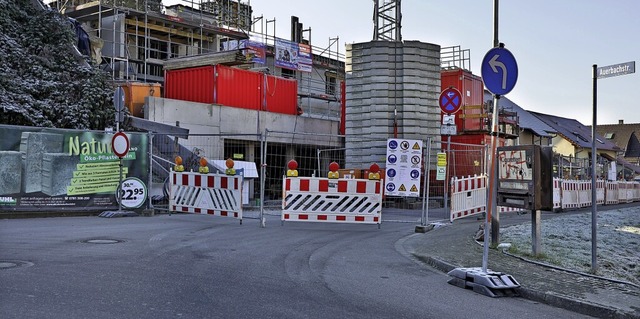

{"left": 281, "top": 68, "right": 295, "bottom": 79}
{"left": 604, "top": 132, "right": 615, "bottom": 139}
{"left": 325, "top": 75, "right": 336, "bottom": 95}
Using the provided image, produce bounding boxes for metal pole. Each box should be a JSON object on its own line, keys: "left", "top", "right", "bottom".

{"left": 421, "top": 137, "right": 432, "bottom": 226}
{"left": 147, "top": 132, "right": 153, "bottom": 211}
{"left": 591, "top": 64, "right": 598, "bottom": 273}
{"left": 443, "top": 135, "right": 451, "bottom": 213}
{"left": 483, "top": 0, "right": 500, "bottom": 273}
{"left": 117, "top": 152, "right": 123, "bottom": 213}
{"left": 260, "top": 131, "right": 267, "bottom": 228}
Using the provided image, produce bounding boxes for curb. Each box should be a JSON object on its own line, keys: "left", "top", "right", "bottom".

{"left": 411, "top": 254, "right": 639, "bottom": 319}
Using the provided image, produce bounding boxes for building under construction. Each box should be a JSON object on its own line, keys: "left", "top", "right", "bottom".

{"left": 44, "top": 0, "right": 345, "bottom": 118}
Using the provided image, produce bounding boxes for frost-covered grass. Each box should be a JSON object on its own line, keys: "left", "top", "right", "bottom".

{"left": 500, "top": 207, "right": 640, "bottom": 285}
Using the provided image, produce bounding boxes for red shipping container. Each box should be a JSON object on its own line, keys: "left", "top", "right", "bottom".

{"left": 164, "top": 64, "right": 299, "bottom": 116}
{"left": 264, "top": 75, "right": 298, "bottom": 115}
{"left": 215, "top": 65, "right": 262, "bottom": 111}
{"left": 441, "top": 68, "right": 484, "bottom": 132}
{"left": 164, "top": 66, "right": 215, "bottom": 104}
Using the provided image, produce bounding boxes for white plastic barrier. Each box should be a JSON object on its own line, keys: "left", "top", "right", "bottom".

{"left": 595, "top": 180, "right": 606, "bottom": 205}
{"left": 561, "top": 180, "right": 580, "bottom": 209}
{"left": 450, "top": 175, "right": 487, "bottom": 222}
{"left": 605, "top": 181, "right": 619, "bottom": 205}
{"left": 553, "top": 178, "right": 562, "bottom": 210}
{"left": 498, "top": 206, "right": 526, "bottom": 214}
{"left": 282, "top": 177, "right": 383, "bottom": 225}
{"left": 577, "top": 181, "right": 592, "bottom": 208}
{"left": 633, "top": 183, "right": 640, "bottom": 201}
{"left": 618, "top": 182, "right": 631, "bottom": 203}
{"left": 170, "top": 171, "right": 243, "bottom": 222}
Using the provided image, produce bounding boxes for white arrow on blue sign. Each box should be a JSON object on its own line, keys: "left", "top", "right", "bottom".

{"left": 481, "top": 47, "right": 518, "bottom": 95}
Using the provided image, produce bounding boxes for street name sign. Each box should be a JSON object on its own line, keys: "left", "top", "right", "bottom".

{"left": 596, "top": 61, "right": 635, "bottom": 79}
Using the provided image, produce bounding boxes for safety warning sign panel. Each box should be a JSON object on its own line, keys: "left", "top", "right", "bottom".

{"left": 385, "top": 138, "right": 422, "bottom": 197}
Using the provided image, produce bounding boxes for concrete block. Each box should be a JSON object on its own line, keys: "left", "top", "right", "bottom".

{"left": 0, "top": 151, "right": 22, "bottom": 195}
{"left": 20, "top": 132, "right": 64, "bottom": 193}
{"left": 41, "top": 153, "right": 80, "bottom": 197}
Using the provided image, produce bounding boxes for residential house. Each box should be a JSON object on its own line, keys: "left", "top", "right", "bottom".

{"left": 592, "top": 120, "right": 640, "bottom": 179}
{"left": 531, "top": 112, "right": 621, "bottom": 179}
{"left": 483, "top": 91, "right": 555, "bottom": 146}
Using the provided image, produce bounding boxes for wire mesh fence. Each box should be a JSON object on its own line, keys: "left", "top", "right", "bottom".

{"left": 148, "top": 130, "right": 489, "bottom": 225}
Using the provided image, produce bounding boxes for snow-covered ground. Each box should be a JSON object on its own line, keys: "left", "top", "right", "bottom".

{"left": 500, "top": 207, "right": 640, "bottom": 285}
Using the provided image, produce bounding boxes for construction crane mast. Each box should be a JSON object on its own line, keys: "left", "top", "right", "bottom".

{"left": 373, "top": 0, "right": 402, "bottom": 41}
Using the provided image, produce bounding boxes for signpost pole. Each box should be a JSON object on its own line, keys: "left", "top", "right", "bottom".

{"left": 591, "top": 64, "right": 598, "bottom": 273}
{"left": 590, "top": 60, "right": 634, "bottom": 272}
{"left": 117, "top": 156, "right": 123, "bottom": 213}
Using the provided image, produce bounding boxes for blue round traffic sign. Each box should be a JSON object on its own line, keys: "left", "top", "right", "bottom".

{"left": 387, "top": 154, "right": 397, "bottom": 164}
{"left": 387, "top": 169, "right": 397, "bottom": 178}
{"left": 481, "top": 47, "right": 518, "bottom": 95}
{"left": 386, "top": 183, "right": 396, "bottom": 192}
{"left": 410, "top": 169, "right": 420, "bottom": 179}
{"left": 388, "top": 140, "right": 398, "bottom": 149}
{"left": 439, "top": 87, "right": 462, "bottom": 114}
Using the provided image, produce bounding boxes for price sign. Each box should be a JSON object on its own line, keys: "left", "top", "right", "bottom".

{"left": 116, "top": 177, "right": 147, "bottom": 209}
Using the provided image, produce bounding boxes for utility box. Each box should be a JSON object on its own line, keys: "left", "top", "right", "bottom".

{"left": 497, "top": 145, "right": 553, "bottom": 211}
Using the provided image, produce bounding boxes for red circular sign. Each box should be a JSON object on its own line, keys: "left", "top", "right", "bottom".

{"left": 111, "top": 132, "right": 130, "bottom": 158}
{"left": 439, "top": 87, "right": 463, "bottom": 114}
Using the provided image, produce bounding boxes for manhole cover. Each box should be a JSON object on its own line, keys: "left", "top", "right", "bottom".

{"left": 0, "top": 260, "right": 34, "bottom": 270}
{"left": 82, "top": 239, "right": 123, "bottom": 244}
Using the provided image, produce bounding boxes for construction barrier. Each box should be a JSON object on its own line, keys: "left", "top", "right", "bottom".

{"left": 169, "top": 171, "right": 243, "bottom": 223}
{"left": 282, "top": 177, "right": 383, "bottom": 226}
{"left": 618, "top": 182, "right": 632, "bottom": 203}
{"left": 450, "top": 175, "right": 487, "bottom": 222}
{"left": 448, "top": 177, "right": 640, "bottom": 221}
{"left": 552, "top": 178, "right": 562, "bottom": 210}
{"left": 498, "top": 206, "right": 526, "bottom": 214}
{"left": 605, "top": 181, "right": 619, "bottom": 205}
{"left": 577, "top": 181, "right": 592, "bottom": 208}
{"left": 561, "top": 180, "right": 580, "bottom": 209}
{"left": 595, "top": 180, "right": 606, "bottom": 205}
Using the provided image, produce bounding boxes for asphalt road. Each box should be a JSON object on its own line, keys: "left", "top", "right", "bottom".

{"left": 0, "top": 212, "right": 595, "bottom": 319}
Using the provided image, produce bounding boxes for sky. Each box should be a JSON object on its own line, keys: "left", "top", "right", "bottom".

{"left": 169, "top": 0, "right": 639, "bottom": 125}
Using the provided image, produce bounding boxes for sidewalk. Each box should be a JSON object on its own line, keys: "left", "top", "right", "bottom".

{"left": 404, "top": 210, "right": 640, "bottom": 319}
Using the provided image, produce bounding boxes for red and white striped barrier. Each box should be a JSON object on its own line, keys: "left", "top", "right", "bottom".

{"left": 595, "top": 180, "right": 606, "bottom": 205}
{"left": 282, "top": 177, "right": 383, "bottom": 226}
{"left": 552, "top": 178, "right": 562, "bottom": 210}
{"left": 498, "top": 206, "right": 527, "bottom": 214}
{"left": 450, "top": 175, "right": 487, "bottom": 222}
{"left": 605, "top": 181, "right": 619, "bottom": 205}
{"left": 561, "top": 180, "right": 580, "bottom": 209}
{"left": 618, "top": 182, "right": 632, "bottom": 203}
{"left": 170, "top": 171, "right": 243, "bottom": 222}
{"left": 578, "top": 181, "right": 592, "bottom": 208}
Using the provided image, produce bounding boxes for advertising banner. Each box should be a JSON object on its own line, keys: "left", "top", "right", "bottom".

{"left": 275, "top": 39, "right": 312, "bottom": 73}
{"left": 0, "top": 125, "right": 149, "bottom": 212}
{"left": 222, "top": 39, "right": 267, "bottom": 64}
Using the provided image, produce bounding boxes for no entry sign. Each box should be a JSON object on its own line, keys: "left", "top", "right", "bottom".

{"left": 111, "top": 132, "right": 130, "bottom": 158}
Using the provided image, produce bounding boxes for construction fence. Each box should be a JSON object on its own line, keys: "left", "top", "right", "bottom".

{"left": 150, "top": 131, "right": 637, "bottom": 225}
{"left": 150, "top": 131, "right": 489, "bottom": 223}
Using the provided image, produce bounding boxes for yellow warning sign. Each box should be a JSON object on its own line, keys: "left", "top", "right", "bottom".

{"left": 437, "top": 152, "right": 447, "bottom": 166}
{"left": 410, "top": 185, "right": 418, "bottom": 192}
{"left": 399, "top": 184, "right": 406, "bottom": 192}
{"left": 412, "top": 142, "right": 421, "bottom": 150}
